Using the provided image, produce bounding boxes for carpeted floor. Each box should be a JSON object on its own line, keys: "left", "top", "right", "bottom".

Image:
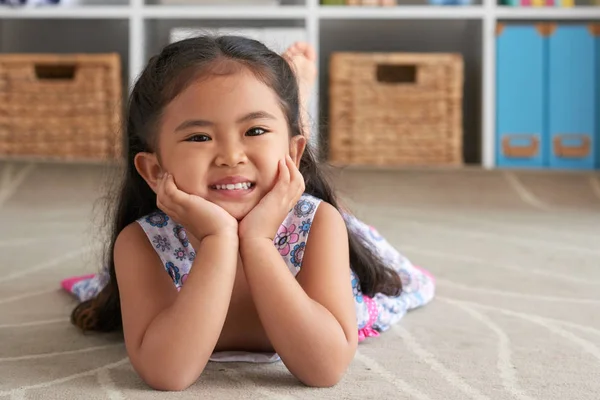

{"left": 1, "top": 161, "right": 599, "bottom": 399}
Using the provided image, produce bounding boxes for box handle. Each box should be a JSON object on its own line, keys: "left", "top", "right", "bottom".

{"left": 553, "top": 134, "right": 591, "bottom": 158}
{"left": 34, "top": 63, "right": 77, "bottom": 81}
{"left": 501, "top": 134, "right": 539, "bottom": 158}
{"left": 376, "top": 64, "right": 417, "bottom": 84}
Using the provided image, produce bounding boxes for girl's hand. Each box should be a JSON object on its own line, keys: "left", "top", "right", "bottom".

{"left": 157, "top": 173, "right": 238, "bottom": 242}
{"left": 238, "top": 155, "right": 305, "bottom": 242}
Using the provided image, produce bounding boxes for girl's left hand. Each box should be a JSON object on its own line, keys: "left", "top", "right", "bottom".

{"left": 238, "top": 155, "right": 305, "bottom": 242}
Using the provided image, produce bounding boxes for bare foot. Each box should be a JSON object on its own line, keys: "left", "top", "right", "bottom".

{"left": 283, "top": 42, "right": 317, "bottom": 139}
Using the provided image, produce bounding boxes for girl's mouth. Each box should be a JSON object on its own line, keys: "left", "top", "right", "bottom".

{"left": 210, "top": 182, "right": 255, "bottom": 191}
{"left": 209, "top": 181, "right": 256, "bottom": 199}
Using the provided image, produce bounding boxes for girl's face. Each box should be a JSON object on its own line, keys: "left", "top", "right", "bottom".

{"left": 141, "top": 69, "right": 305, "bottom": 221}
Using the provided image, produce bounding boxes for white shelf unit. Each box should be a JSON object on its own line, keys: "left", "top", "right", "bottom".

{"left": 1, "top": 0, "right": 600, "bottom": 167}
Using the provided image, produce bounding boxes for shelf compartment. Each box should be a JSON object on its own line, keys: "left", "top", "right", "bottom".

{"left": 319, "top": 18, "right": 483, "bottom": 164}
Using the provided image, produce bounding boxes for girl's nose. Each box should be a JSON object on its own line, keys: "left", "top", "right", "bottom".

{"left": 215, "top": 141, "right": 248, "bottom": 167}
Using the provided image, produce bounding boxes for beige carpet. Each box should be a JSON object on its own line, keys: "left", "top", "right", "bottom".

{"left": 1, "top": 161, "right": 600, "bottom": 400}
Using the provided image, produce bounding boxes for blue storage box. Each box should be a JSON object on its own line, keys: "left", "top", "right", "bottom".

{"left": 496, "top": 24, "right": 546, "bottom": 168}
{"left": 547, "top": 25, "right": 597, "bottom": 170}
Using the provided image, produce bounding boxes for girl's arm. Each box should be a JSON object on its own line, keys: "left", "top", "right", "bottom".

{"left": 114, "top": 223, "right": 238, "bottom": 391}
{"left": 240, "top": 202, "right": 358, "bottom": 387}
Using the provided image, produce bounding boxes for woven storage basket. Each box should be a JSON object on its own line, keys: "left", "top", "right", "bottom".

{"left": 329, "top": 52, "right": 464, "bottom": 166}
{"left": 0, "top": 53, "right": 122, "bottom": 162}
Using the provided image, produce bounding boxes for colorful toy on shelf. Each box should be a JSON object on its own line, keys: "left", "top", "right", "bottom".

{"left": 428, "top": 0, "right": 471, "bottom": 5}
{"left": 0, "top": 0, "right": 61, "bottom": 5}
{"left": 500, "top": 0, "right": 574, "bottom": 6}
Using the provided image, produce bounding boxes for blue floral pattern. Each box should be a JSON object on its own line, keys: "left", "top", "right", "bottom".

{"left": 165, "top": 262, "right": 180, "bottom": 284}
{"left": 174, "top": 248, "right": 186, "bottom": 261}
{"left": 146, "top": 211, "right": 169, "bottom": 228}
{"left": 173, "top": 226, "right": 189, "bottom": 247}
{"left": 152, "top": 235, "right": 170, "bottom": 251}
{"left": 352, "top": 274, "right": 364, "bottom": 304}
{"left": 290, "top": 242, "right": 305, "bottom": 269}
{"left": 294, "top": 199, "right": 315, "bottom": 218}
{"left": 299, "top": 219, "right": 311, "bottom": 237}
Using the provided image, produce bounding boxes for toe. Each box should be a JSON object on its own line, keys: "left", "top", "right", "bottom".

{"left": 293, "top": 42, "right": 316, "bottom": 61}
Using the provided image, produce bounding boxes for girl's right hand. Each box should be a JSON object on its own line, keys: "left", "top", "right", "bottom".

{"left": 156, "top": 173, "right": 238, "bottom": 242}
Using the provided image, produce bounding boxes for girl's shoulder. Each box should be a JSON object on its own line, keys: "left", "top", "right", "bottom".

{"left": 113, "top": 220, "right": 163, "bottom": 274}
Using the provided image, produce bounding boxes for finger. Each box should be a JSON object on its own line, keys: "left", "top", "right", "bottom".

{"left": 164, "top": 174, "right": 185, "bottom": 203}
{"left": 278, "top": 158, "right": 291, "bottom": 186}
{"left": 286, "top": 155, "right": 302, "bottom": 184}
{"left": 156, "top": 173, "right": 168, "bottom": 206}
{"left": 285, "top": 154, "right": 297, "bottom": 173}
{"left": 286, "top": 155, "right": 305, "bottom": 198}
{"left": 156, "top": 185, "right": 175, "bottom": 216}
{"left": 156, "top": 198, "right": 172, "bottom": 217}
{"left": 157, "top": 172, "right": 166, "bottom": 193}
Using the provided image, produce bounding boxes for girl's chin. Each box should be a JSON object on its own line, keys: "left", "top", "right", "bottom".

{"left": 218, "top": 203, "right": 254, "bottom": 221}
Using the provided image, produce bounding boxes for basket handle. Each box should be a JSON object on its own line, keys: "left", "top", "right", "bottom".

{"left": 34, "top": 63, "right": 78, "bottom": 81}
{"left": 552, "top": 134, "right": 591, "bottom": 158}
{"left": 376, "top": 64, "right": 417, "bottom": 84}
{"left": 501, "top": 134, "right": 540, "bottom": 158}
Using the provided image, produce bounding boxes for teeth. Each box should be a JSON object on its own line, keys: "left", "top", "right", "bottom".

{"left": 214, "top": 182, "right": 252, "bottom": 190}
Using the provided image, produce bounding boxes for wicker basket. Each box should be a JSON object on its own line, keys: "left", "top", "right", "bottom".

{"left": 329, "top": 52, "right": 464, "bottom": 166}
{"left": 0, "top": 53, "right": 122, "bottom": 162}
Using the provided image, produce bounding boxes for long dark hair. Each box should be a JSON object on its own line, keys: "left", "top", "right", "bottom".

{"left": 71, "top": 35, "right": 402, "bottom": 332}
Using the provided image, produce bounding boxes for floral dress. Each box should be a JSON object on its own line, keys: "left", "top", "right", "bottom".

{"left": 63, "top": 194, "right": 435, "bottom": 345}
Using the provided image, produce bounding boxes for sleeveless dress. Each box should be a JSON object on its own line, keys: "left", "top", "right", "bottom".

{"left": 62, "top": 194, "right": 435, "bottom": 361}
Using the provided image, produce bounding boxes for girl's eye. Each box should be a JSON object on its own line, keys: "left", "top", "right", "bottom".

{"left": 246, "top": 127, "right": 267, "bottom": 137}
{"left": 186, "top": 134, "right": 211, "bottom": 142}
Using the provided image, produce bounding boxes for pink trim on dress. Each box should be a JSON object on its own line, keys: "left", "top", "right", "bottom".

{"left": 358, "top": 296, "right": 380, "bottom": 342}
{"left": 60, "top": 274, "right": 96, "bottom": 292}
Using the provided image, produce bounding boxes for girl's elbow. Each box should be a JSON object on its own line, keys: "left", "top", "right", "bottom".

{"left": 301, "top": 368, "right": 346, "bottom": 388}
{"left": 300, "top": 350, "right": 356, "bottom": 388}
{"left": 139, "top": 361, "right": 207, "bottom": 392}
{"left": 143, "top": 370, "right": 199, "bottom": 392}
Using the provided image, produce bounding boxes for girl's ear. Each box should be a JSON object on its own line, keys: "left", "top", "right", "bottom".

{"left": 289, "top": 135, "right": 307, "bottom": 167}
{"left": 134, "top": 152, "right": 164, "bottom": 193}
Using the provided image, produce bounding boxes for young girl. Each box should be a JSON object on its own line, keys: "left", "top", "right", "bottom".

{"left": 62, "top": 36, "right": 435, "bottom": 391}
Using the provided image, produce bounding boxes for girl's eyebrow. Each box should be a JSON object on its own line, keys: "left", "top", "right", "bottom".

{"left": 175, "top": 119, "right": 213, "bottom": 132}
{"left": 174, "top": 111, "right": 277, "bottom": 133}
{"left": 236, "top": 111, "right": 277, "bottom": 124}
